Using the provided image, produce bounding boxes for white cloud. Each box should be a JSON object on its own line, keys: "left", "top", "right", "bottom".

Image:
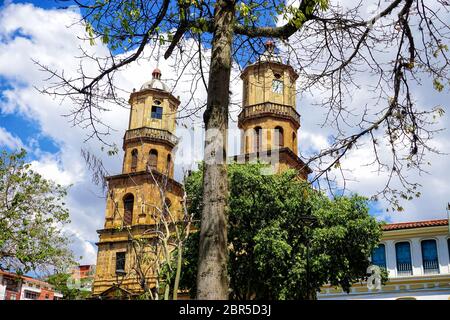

{"left": 283, "top": 1, "right": 450, "bottom": 223}
{"left": 297, "top": 76, "right": 450, "bottom": 222}
{"left": 300, "top": 131, "right": 330, "bottom": 153}
{"left": 0, "top": 126, "right": 24, "bottom": 149}
{"left": 0, "top": 3, "right": 119, "bottom": 265}
{"left": 29, "top": 153, "right": 82, "bottom": 186}
{"left": 0, "top": 2, "right": 213, "bottom": 265}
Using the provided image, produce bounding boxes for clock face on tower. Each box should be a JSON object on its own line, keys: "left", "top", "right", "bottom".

{"left": 272, "top": 79, "right": 283, "bottom": 94}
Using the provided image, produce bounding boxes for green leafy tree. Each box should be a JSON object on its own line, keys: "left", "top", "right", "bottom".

{"left": 178, "top": 163, "right": 384, "bottom": 299}
{"left": 0, "top": 149, "right": 74, "bottom": 275}
{"left": 46, "top": 273, "right": 92, "bottom": 300}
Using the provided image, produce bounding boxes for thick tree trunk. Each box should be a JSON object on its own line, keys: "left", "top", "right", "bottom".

{"left": 196, "top": 0, "right": 235, "bottom": 300}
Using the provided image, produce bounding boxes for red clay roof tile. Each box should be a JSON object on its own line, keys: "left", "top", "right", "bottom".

{"left": 382, "top": 219, "right": 449, "bottom": 231}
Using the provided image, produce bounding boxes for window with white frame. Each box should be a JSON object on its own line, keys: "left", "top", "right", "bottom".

{"left": 24, "top": 290, "right": 39, "bottom": 300}
{"left": 421, "top": 239, "right": 439, "bottom": 274}
{"left": 371, "top": 244, "right": 386, "bottom": 269}
{"left": 395, "top": 242, "right": 413, "bottom": 276}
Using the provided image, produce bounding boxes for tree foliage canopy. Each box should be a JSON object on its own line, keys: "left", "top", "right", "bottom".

{"left": 46, "top": 272, "right": 92, "bottom": 300}
{"left": 0, "top": 149, "right": 74, "bottom": 274}
{"left": 178, "top": 163, "right": 383, "bottom": 299}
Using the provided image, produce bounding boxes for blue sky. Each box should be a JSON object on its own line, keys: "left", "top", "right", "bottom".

{"left": 1, "top": 0, "right": 450, "bottom": 267}
{"left": 0, "top": 1, "right": 58, "bottom": 159}
{"left": 1, "top": 0, "right": 76, "bottom": 156}
{"left": 10, "top": 0, "right": 59, "bottom": 9}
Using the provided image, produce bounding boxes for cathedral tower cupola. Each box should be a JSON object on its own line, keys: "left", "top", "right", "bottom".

{"left": 123, "top": 67, "right": 180, "bottom": 177}
{"left": 140, "top": 68, "right": 169, "bottom": 91}
{"left": 236, "top": 40, "right": 311, "bottom": 179}
{"left": 259, "top": 40, "right": 282, "bottom": 64}
{"left": 238, "top": 40, "right": 300, "bottom": 155}
{"left": 152, "top": 67, "right": 161, "bottom": 79}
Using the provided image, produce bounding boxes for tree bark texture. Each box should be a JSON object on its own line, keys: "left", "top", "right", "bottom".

{"left": 196, "top": 0, "right": 235, "bottom": 300}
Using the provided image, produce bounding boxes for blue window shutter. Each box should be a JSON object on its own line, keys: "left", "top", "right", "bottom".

{"left": 396, "top": 242, "right": 412, "bottom": 264}
{"left": 372, "top": 244, "right": 386, "bottom": 268}
{"left": 151, "top": 106, "right": 163, "bottom": 119}
{"left": 421, "top": 240, "right": 438, "bottom": 262}
{"left": 421, "top": 239, "right": 440, "bottom": 273}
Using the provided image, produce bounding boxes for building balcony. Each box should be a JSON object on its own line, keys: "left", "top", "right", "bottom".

{"left": 397, "top": 263, "right": 413, "bottom": 276}
{"left": 423, "top": 259, "right": 440, "bottom": 275}
{"left": 124, "top": 127, "right": 179, "bottom": 147}
{"left": 238, "top": 102, "right": 301, "bottom": 128}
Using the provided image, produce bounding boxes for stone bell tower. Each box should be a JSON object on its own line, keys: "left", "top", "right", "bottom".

{"left": 122, "top": 68, "right": 179, "bottom": 177}
{"left": 92, "top": 68, "right": 184, "bottom": 297}
{"left": 235, "top": 40, "right": 311, "bottom": 179}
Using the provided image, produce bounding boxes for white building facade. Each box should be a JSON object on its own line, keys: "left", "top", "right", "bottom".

{"left": 0, "top": 270, "right": 63, "bottom": 300}
{"left": 319, "top": 219, "right": 450, "bottom": 300}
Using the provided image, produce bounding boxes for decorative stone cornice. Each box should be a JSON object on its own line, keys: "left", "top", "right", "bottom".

{"left": 123, "top": 127, "right": 179, "bottom": 148}
{"left": 229, "top": 147, "right": 312, "bottom": 175}
{"left": 105, "top": 170, "right": 184, "bottom": 194}
{"left": 128, "top": 88, "right": 180, "bottom": 106}
{"left": 238, "top": 102, "right": 301, "bottom": 129}
{"left": 240, "top": 60, "right": 299, "bottom": 81}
